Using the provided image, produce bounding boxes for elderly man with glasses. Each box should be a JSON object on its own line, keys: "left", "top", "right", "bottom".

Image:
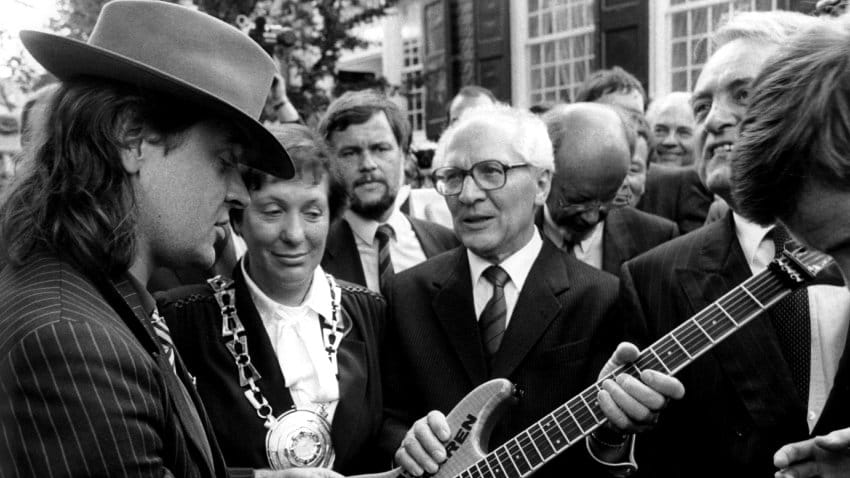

{"left": 378, "top": 104, "right": 684, "bottom": 478}
{"left": 536, "top": 103, "right": 678, "bottom": 276}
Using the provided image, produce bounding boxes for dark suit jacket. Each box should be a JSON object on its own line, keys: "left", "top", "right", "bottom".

{"left": 602, "top": 207, "right": 679, "bottom": 275}
{"left": 322, "top": 214, "right": 459, "bottom": 287}
{"left": 536, "top": 207, "right": 679, "bottom": 276}
{"left": 380, "top": 241, "right": 621, "bottom": 478}
{"left": 0, "top": 253, "right": 227, "bottom": 477}
{"left": 159, "top": 263, "right": 386, "bottom": 475}
{"left": 636, "top": 164, "right": 713, "bottom": 234}
{"left": 620, "top": 212, "right": 850, "bottom": 477}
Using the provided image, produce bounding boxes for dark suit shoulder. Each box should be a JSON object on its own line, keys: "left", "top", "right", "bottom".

{"left": 615, "top": 206, "right": 678, "bottom": 234}
{"left": 625, "top": 216, "right": 727, "bottom": 275}
{"left": 408, "top": 215, "right": 460, "bottom": 254}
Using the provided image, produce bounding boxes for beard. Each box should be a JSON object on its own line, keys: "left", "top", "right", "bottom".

{"left": 350, "top": 182, "right": 397, "bottom": 221}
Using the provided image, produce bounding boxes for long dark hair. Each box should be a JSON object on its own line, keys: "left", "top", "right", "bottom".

{"left": 0, "top": 78, "right": 210, "bottom": 277}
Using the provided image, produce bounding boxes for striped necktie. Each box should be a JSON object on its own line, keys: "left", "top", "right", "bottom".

{"left": 376, "top": 224, "right": 395, "bottom": 292}
{"left": 479, "top": 265, "right": 510, "bottom": 363}
{"left": 770, "top": 225, "right": 811, "bottom": 403}
{"left": 151, "top": 307, "right": 177, "bottom": 373}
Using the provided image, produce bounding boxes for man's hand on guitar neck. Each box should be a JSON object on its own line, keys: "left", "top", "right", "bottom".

{"left": 596, "top": 342, "right": 685, "bottom": 434}
{"left": 395, "top": 410, "right": 451, "bottom": 477}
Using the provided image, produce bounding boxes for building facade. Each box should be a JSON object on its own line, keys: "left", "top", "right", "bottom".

{"left": 339, "top": 0, "right": 816, "bottom": 141}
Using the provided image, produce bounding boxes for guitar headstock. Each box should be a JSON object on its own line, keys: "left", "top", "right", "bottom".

{"left": 777, "top": 241, "right": 836, "bottom": 284}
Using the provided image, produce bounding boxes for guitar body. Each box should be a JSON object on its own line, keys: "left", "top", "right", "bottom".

{"left": 356, "top": 379, "right": 517, "bottom": 478}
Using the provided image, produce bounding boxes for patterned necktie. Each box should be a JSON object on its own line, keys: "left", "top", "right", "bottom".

{"left": 770, "top": 225, "right": 811, "bottom": 403}
{"left": 479, "top": 265, "right": 510, "bottom": 361}
{"left": 376, "top": 224, "right": 395, "bottom": 292}
{"left": 151, "top": 307, "right": 177, "bottom": 373}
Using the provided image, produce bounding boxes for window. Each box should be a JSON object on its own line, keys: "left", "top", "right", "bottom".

{"left": 666, "top": 0, "right": 778, "bottom": 92}
{"left": 526, "top": 0, "right": 596, "bottom": 105}
{"left": 402, "top": 37, "right": 425, "bottom": 133}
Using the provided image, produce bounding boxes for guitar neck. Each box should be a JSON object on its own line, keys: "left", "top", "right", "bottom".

{"left": 456, "top": 249, "right": 826, "bottom": 478}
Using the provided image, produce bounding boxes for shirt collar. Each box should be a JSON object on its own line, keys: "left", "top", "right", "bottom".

{"left": 541, "top": 204, "right": 603, "bottom": 251}
{"left": 733, "top": 211, "right": 774, "bottom": 267}
{"left": 344, "top": 204, "right": 408, "bottom": 244}
{"left": 125, "top": 272, "right": 156, "bottom": 317}
{"left": 241, "top": 259, "right": 333, "bottom": 322}
{"left": 467, "top": 227, "right": 543, "bottom": 292}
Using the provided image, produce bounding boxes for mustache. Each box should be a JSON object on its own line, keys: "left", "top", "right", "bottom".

{"left": 353, "top": 175, "right": 387, "bottom": 187}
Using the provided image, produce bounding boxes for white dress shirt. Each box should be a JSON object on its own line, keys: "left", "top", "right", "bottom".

{"left": 734, "top": 213, "right": 850, "bottom": 432}
{"left": 467, "top": 229, "right": 543, "bottom": 328}
{"left": 242, "top": 260, "right": 340, "bottom": 423}
{"left": 542, "top": 204, "right": 605, "bottom": 269}
{"left": 345, "top": 206, "right": 427, "bottom": 293}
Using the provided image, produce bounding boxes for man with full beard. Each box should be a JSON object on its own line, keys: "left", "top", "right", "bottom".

{"left": 319, "top": 90, "right": 458, "bottom": 293}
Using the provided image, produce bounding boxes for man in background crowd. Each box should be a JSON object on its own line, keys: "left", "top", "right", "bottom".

{"left": 646, "top": 92, "right": 696, "bottom": 167}
{"left": 619, "top": 10, "right": 850, "bottom": 477}
{"left": 732, "top": 14, "right": 850, "bottom": 478}
{"left": 447, "top": 85, "right": 497, "bottom": 124}
{"left": 575, "top": 66, "right": 646, "bottom": 116}
{"left": 540, "top": 103, "right": 677, "bottom": 275}
{"left": 319, "top": 90, "right": 457, "bottom": 293}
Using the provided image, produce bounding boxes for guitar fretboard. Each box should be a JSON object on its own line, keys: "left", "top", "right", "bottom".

{"left": 455, "top": 249, "right": 826, "bottom": 478}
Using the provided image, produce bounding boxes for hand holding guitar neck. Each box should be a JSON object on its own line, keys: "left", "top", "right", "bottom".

{"left": 596, "top": 342, "right": 685, "bottom": 435}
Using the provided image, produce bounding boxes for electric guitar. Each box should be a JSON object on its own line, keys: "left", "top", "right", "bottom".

{"left": 355, "top": 244, "right": 836, "bottom": 478}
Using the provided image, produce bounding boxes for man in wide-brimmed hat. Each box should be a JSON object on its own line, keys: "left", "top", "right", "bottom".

{"left": 0, "top": 1, "right": 341, "bottom": 476}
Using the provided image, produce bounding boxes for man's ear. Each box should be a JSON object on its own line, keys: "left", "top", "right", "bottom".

{"left": 120, "top": 138, "right": 144, "bottom": 175}
{"left": 534, "top": 168, "right": 552, "bottom": 206}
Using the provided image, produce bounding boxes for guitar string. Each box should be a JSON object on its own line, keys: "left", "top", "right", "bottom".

{"left": 463, "top": 253, "right": 818, "bottom": 478}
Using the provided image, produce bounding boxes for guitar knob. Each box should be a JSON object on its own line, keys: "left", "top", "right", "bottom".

{"left": 513, "top": 385, "right": 526, "bottom": 399}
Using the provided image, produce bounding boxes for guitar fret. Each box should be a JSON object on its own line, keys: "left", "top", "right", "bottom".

{"left": 692, "top": 318, "right": 716, "bottom": 344}
{"left": 540, "top": 414, "right": 569, "bottom": 450}
{"left": 486, "top": 453, "right": 507, "bottom": 478}
{"left": 506, "top": 438, "right": 532, "bottom": 475}
{"left": 715, "top": 302, "right": 739, "bottom": 326}
{"left": 532, "top": 423, "right": 556, "bottom": 458}
{"left": 656, "top": 335, "right": 690, "bottom": 372}
{"left": 648, "top": 346, "right": 671, "bottom": 373}
{"left": 522, "top": 430, "right": 544, "bottom": 466}
{"left": 579, "top": 393, "right": 601, "bottom": 424}
{"left": 741, "top": 284, "right": 766, "bottom": 309}
{"left": 476, "top": 461, "right": 489, "bottom": 478}
{"left": 565, "top": 402, "right": 587, "bottom": 434}
{"left": 672, "top": 325, "right": 706, "bottom": 358}
{"left": 669, "top": 333, "right": 693, "bottom": 359}
{"left": 495, "top": 447, "right": 520, "bottom": 478}
{"left": 552, "top": 411, "right": 572, "bottom": 445}
{"left": 554, "top": 406, "right": 584, "bottom": 443}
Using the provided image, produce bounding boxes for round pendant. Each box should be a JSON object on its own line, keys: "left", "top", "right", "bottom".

{"left": 266, "top": 409, "right": 334, "bottom": 470}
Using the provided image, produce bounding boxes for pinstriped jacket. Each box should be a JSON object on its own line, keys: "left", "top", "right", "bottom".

{"left": 0, "top": 253, "right": 228, "bottom": 477}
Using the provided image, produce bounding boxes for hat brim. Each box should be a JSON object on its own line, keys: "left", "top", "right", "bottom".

{"left": 21, "top": 30, "right": 293, "bottom": 179}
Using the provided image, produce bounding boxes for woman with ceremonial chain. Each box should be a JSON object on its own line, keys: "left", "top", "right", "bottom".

{"left": 158, "top": 124, "right": 386, "bottom": 477}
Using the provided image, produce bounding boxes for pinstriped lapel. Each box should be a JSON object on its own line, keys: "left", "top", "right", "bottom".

{"left": 105, "top": 275, "right": 217, "bottom": 476}
{"left": 675, "top": 213, "right": 807, "bottom": 434}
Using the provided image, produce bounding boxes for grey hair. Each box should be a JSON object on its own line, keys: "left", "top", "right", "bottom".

{"left": 434, "top": 104, "right": 555, "bottom": 172}
{"left": 711, "top": 10, "right": 822, "bottom": 50}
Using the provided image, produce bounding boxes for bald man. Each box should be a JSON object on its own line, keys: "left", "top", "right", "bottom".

{"left": 540, "top": 103, "right": 679, "bottom": 275}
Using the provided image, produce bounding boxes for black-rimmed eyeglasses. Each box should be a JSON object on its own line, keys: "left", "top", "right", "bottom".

{"left": 432, "top": 160, "right": 530, "bottom": 196}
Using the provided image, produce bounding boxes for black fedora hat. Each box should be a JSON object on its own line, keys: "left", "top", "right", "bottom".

{"left": 20, "top": 0, "right": 293, "bottom": 178}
